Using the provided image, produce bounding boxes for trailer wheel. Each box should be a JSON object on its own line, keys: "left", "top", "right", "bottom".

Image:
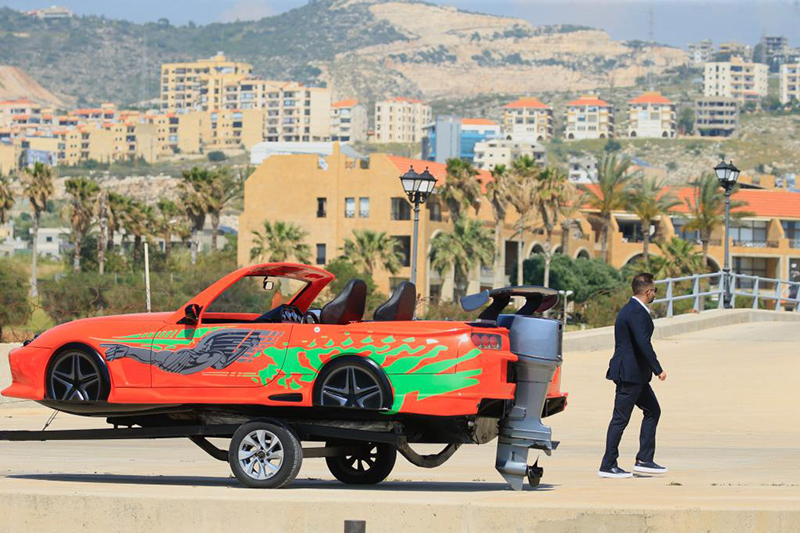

{"left": 325, "top": 440, "right": 396, "bottom": 485}
{"left": 228, "top": 421, "right": 302, "bottom": 489}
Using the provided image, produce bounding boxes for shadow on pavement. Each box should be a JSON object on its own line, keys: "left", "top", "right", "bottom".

{"left": 8, "top": 473, "right": 556, "bottom": 492}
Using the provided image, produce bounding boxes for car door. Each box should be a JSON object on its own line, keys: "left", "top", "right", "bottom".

{"left": 150, "top": 320, "right": 292, "bottom": 388}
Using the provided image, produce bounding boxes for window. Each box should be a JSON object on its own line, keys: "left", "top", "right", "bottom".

{"left": 46, "top": 236, "right": 53, "bottom": 243}
{"left": 205, "top": 275, "right": 308, "bottom": 316}
{"left": 345, "top": 197, "right": 356, "bottom": 218}
{"left": 316, "top": 244, "right": 326, "bottom": 265}
{"left": 733, "top": 257, "right": 768, "bottom": 287}
{"left": 427, "top": 198, "right": 442, "bottom": 222}
{"left": 393, "top": 236, "right": 412, "bottom": 267}
{"left": 730, "top": 220, "right": 767, "bottom": 245}
{"left": 391, "top": 198, "right": 411, "bottom": 220}
{"left": 317, "top": 197, "right": 327, "bottom": 218}
{"left": 359, "top": 197, "right": 370, "bottom": 218}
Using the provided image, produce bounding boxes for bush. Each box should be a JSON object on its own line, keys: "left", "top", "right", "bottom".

{"left": 422, "top": 300, "right": 476, "bottom": 321}
{"left": 603, "top": 139, "right": 622, "bottom": 152}
{"left": 520, "top": 254, "right": 625, "bottom": 303}
{"left": 0, "top": 259, "right": 32, "bottom": 340}
{"left": 207, "top": 151, "right": 227, "bottom": 162}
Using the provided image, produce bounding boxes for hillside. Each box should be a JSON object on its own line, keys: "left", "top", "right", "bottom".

{"left": 0, "top": 66, "right": 65, "bottom": 107}
{"left": 0, "top": 0, "right": 685, "bottom": 106}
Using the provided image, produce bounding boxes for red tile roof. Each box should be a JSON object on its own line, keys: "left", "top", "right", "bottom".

{"left": 388, "top": 97, "right": 424, "bottom": 104}
{"left": 582, "top": 184, "right": 800, "bottom": 219}
{"left": 386, "top": 155, "right": 493, "bottom": 192}
{"left": 332, "top": 99, "right": 359, "bottom": 108}
{"left": 628, "top": 92, "right": 673, "bottom": 105}
{"left": 462, "top": 118, "right": 497, "bottom": 126}
{"left": 503, "top": 97, "right": 550, "bottom": 109}
{"left": 567, "top": 96, "right": 612, "bottom": 107}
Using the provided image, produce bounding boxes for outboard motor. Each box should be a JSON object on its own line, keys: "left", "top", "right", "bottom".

{"left": 495, "top": 315, "right": 562, "bottom": 490}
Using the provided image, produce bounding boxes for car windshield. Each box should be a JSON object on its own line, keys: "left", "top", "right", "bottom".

{"left": 205, "top": 275, "right": 309, "bottom": 315}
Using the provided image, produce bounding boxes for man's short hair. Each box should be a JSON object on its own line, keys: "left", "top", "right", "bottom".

{"left": 632, "top": 272, "right": 655, "bottom": 295}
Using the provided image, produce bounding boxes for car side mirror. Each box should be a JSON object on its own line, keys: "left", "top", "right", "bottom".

{"left": 182, "top": 304, "right": 202, "bottom": 325}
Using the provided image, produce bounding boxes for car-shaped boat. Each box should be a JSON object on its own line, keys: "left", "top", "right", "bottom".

{"left": 2, "top": 262, "right": 567, "bottom": 490}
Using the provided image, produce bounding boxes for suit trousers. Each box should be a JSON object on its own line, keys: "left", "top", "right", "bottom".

{"left": 600, "top": 381, "right": 661, "bottom": 470}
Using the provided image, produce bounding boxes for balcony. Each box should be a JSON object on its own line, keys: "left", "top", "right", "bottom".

{"left": 731, "top": 239, "right": 779, "bottom": 248}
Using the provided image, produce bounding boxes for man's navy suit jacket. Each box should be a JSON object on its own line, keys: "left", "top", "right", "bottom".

{"left": 606, "top": 298, "right": 664, "bottom": 384}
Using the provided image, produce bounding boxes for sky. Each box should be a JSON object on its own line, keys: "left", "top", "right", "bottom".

{"left": 3, "top": 0, "right": 799, "bottom": 47}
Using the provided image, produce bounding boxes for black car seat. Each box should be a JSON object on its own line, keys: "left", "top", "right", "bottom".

{"left": 320, "top": 279, "right": 367, "bottom": 325}
{"left": 373, "top": 281, "right": 416, "bottom": 321}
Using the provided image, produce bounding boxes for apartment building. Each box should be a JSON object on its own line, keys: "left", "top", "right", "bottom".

{"left": 373, "top": 97, "right": 432, "bottom": 143}
{"left": 564, "top": 95, "right": 614, "bottom": 140}
{"left": 718, "top": 41, "right": 751, "bottom": 60}
{"left": 501, "top": 97, "right": 554, "bottom": 142}
{"left": 0, "top": 141, "right": 18, "bottom": 174}
{"left": 779, "top": 64, "right": 800, "bottom": 105}
{"left": 703, "top": 56, "right": 768, "bottom": 102}
{"left": 422, "top": 117, "right": 501, "bottom": 163}
{"left": 330, "top": 99, "right": 368, "bottom": 143}
{"left": 0, "top": 99, "right": 43, "bottom": 128}
{"left": 627, "top": 91, "right": 676, "bottom": 138}
{"left": 695, "top": 97, "right": 739, "bottom": 137}
{"left": 473, "top": 139, "right": 546, "bottom": 171}
{"left": 160, "top": 52, "right": 253, "bottom": 112}
{"left": 688, "top": 40, "right": 714, "bottom": 66}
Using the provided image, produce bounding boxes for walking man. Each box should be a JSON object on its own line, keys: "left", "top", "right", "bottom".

{"left": 599, "top": 272, "right": 668, "bottom": 478}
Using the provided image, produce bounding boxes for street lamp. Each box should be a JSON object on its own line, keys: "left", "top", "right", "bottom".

{"left": 714, "top": 160, "right": 740, "bottom": 308}
{"left": 399, "top": 166, "right": 438, "bottom": 286}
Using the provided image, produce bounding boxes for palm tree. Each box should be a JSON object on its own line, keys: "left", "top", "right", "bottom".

{"left": 106, "top": 191, "right": 128, "bottom": 253}
{"left": 0, "top": 174, "right": 14, "bottom": 225}
{"left": 684, "top": 173, "right": 749, "bottom": 270}
{"left": 429, "top": 217, "right": 494, "bottom": 300}
{"left": 650, "top": 237, "right": 704, "bottom": 278}
{"left": 206, "top": 167, "right": 243, "bottom": 251}
{"left": 64, "top": 177, "right": 100, "bottom": 272}
{"left": 119, "top": 198, "right": 150, "bottom": 265}
{"left": 180, "top": 167, "right": 212, "bottom": 264}
{"left": 21, "top": 162, "right": 54, "bottom": 297}
{"left": 581, "top": 154, "right": 637, "bottom": 263}
{"left": 486, "top": 164, "right": 512, "bottom": 288}
{"left": 155, "top": 199, "right": 184, "bottom": 258}
{"left": 250, "top": 220, "right": 312, "bottom": 263}
{"left": 438, "top": 159, "right": 482, "bottom": 222}
{"left": 96, "top": 190, "right": 108, "bottom": 274}
{"left": 507, "top": 156, "right": 541, "bottom": 286}
{"left": 627, "top": 176, "right": 681, "bottom": 267}
{"left": 535, "top": 167, "right": 571, "bottom": 287}
{"left": 559, "top": 188, "right": 588, "bottom": 258}
{"left": 341, "top": 229, "right": 403, "bottom": 276}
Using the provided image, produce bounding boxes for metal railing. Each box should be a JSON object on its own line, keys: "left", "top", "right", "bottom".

{"left": 653, "top": 271, "right": 800, "bottom": 318}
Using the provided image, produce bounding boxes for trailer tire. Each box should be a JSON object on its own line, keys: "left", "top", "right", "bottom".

{"left": 229, "top": 421, "right": 302, "bottom": 489}
{"left": 325, "top": 440, "right": 396, "bottom": 485}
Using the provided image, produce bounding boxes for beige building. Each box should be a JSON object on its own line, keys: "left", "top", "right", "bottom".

{"left": 473, "top": 139, "right": 546, "bottom": 171}
{"left": 0, "top": 142, "right": 19, "bottom": 174}
{"left": 704, "top": 56, "right": 768, "bottom": 102}
{"left": 564, "top": 95, "right": 614, "bottom": 140}
{"left": 688, "top": 40, "right": 714, "bottom": 66}
{"left": 374, "top": 97, "right": 432, "bottom": 144}
{"left": 501, "top": 97, "right": 554, "bottom": 142}
{"left": 331, "top": 99, "right": 368, "bottom": 143}
{"left": 627, "top": 91, "right": 676, "bottom": 138}
{"left": 718, "top": 41, "right": 751, "bottom": 60}
{"left": 779, "top": 64, "right": 800, "bottom": 105}
{"left": 695, "top": 96, "right": 739, "bottom": 137}
{"left": 161, "top": 52, "right": 253, "bottom": 112}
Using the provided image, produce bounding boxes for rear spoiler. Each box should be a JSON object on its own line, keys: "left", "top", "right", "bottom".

{"left": 460, "top": 286, "right": 559, "bottom": 322}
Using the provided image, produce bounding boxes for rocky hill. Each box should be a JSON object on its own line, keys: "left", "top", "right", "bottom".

{"left": 0, "top": 66, "right": 65, "bottom": 107}
{"left": 0, "top": 0, "right": 686, "bottom": 106}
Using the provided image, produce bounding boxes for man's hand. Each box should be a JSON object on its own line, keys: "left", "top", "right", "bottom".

{"left": 658, "top": 371, "right": 667, "bottom": 381}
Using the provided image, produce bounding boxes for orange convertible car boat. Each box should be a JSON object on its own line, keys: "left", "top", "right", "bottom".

{"left": 2, "top": 263, "right": 567, "bottom": 490}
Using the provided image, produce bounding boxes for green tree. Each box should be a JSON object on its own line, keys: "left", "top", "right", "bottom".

{"left": 0, "top": 174, "right": 15, "bottom": 225}
{"left": 534, "top": 166, "right": 571, "bottom": 287}
{"left": 650, "top": 237, "right": 704, "bottom": 278}
{"left": 429, "top": 217, "right": 494, "bottom": 300}
{"left": 684, "top": 173, "right": 750, "bottom": 269}
{"left": 21, "top": 162, "right": 55, "bottom": 297}
{"left": 438, "top": 159, "right": 482, "bottom": 222}
{"left": 323, "top": 257, "right": 385, "bottom": 316}
{"left": 180, "top": 167, "right": 213, "bottom": 265}
{"left": 581, "top": 154, "right": 637, "bottom": 263}
{"left": 678, "top": 106, "right": 695, "bottom": 135}
{"left": 603, "top": 139, "right": 622, "bottom": 152}
{"left": 341, "top": 229, "right": 403, "bottom": 276}
{"left": 507, "top": 155, "right": 541, "bottom": 286}
{"left": 206, "top": 167, "right": 243, "bottom": 251}
{"left": 521, "top": 253, "right": 624, "bottom": 303}
{"left": 64, "top": 177, "right": 100, "bottom": 272}
{"left": 250, "top": 220, "right": 312, "bottom": 263}
{"left": 486, "top": 164, "right": 512, "bottom": 288}
{"left": 626, "top": 176, "right": 680, "bottom": 267}
{"left": 0, "top": 258, "right": 31, "bottom": 341}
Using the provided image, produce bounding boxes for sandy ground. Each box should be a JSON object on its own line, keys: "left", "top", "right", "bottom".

{"left": 0, "top": 321, "right": 798, "bottom": 531}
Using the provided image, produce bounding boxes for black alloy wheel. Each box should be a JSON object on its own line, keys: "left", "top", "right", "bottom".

{"left": 318, "top": 364, "right": 386, "bottom": 410}
{"left": 47, "top": 349, "right": 106, "bottom": 401}
{"left": 325, "top": 440, "right": 397, "bottom": 485}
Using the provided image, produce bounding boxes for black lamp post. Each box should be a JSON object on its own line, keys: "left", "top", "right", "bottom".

{"left": 714, "top": 159, "right": 740, "bottom": 308}
{"left": 399, "top": 166, "right": 438, "bottom": 286}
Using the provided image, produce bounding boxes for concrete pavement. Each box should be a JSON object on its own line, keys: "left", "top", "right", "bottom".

{"left": 0, "top": 319, "right": 799, "bottom": 531}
